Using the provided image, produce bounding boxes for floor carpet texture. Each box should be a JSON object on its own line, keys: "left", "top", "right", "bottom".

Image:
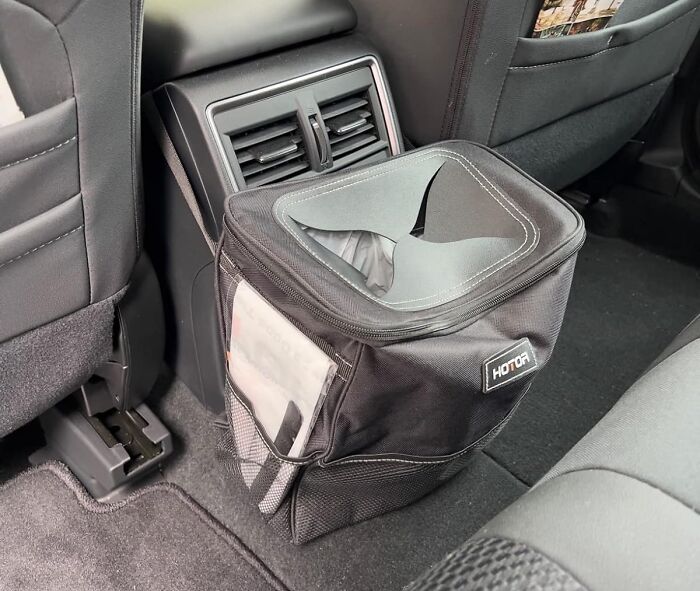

{"left": 0, "top": 462, "right": 287, "bottom": 591}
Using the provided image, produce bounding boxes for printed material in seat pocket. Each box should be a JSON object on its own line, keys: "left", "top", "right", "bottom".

{"left": 532, "top": 0, "right": 625, "bottom": 38}
{"left": 227, "top": 279, "right": 337, "bottom": 459}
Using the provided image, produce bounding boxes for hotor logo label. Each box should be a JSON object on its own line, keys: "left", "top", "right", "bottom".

{"left": 482, "top": 338, "right": 538, "bottom": 393}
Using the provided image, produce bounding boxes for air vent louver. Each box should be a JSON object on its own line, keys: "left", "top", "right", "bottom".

{"left": 229, "top": 115, "right": 310, "bottom": 188}
{"left": 320, "top": 91, "right": 385, "bottom": 163}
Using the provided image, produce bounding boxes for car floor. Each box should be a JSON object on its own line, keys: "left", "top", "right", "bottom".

{"left": 1, "top": 232, "right": 700, "bottom": 591}
{"left": 149, "top": 375, "right": 526, "bottom": 591}
{"left": 0, "top": 463, "right": 286, "bottom": 591}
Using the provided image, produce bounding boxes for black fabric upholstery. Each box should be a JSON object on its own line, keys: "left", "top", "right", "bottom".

{"left": 541, "top": 339, "right": 700, "bottom": 511}
{"left": 349, "top": 0, "right": 470, "bottom": 146}
{"left": 611, "top": 0, "right": 680, "bottom": 24}
{"left": 350, "top": 0, "right": 700, "bottom": 189}
{"left": 0, "top": 0, "right": 143, "bottom": 316}
{"left": 0, "top": 1, "right": 73, "bottom": 116}
{"left": 10, "top": 0, "right": 80, "bottom": 23}
{"left": 0, "top": 0, "right": 143, "bottom": 433}
{"left": 407, "top": 537, "right": 586, "bottom": 591}
{"left": 410, "top": 319, "right": 700, "bottom": 590}
{"left": 0, "top": 294, "right": 117, "bottom": 438}
{"left": 495, "top": 76, "right": 672, "bottom": 192}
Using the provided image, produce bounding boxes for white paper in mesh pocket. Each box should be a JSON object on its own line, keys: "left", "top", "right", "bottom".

{"left": 228, "top": 279, "right": 337, "bottom": 460}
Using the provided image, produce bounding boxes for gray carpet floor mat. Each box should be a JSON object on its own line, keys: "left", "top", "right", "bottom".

{"left": 151, "top": 376, "right": 527, "bottom": 591}
{"left": 487, "top": 234, "right": 700, "bottom": 483}
{"left": 0, "top": 462, "right": 287, "bottom": 591}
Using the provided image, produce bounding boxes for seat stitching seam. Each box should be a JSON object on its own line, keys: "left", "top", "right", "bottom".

{"left": 10, "top": 0, "right": 54, "bottom": 24}
{"left": 510, "top": 46, "right": 617, "bottom": 70}
{"left": 56, "top": 0, "right": 86, "bottom": 25}
{"left": 0, "top": 225, "right": 84, "bottom": 270}
{"left": 49, "top": 0, "right": 86, "bottom": 302}
{"left": 129, "top": 0, "right": 143, "bottom": 255}
{"left": 0, "top": 136, "right": 77, "bottom": 171}
{"left": 440, "top": 2, "right": 478, "bottom": 139}
{"left": 486, "top": 0, "right": 530, "bottom": 145}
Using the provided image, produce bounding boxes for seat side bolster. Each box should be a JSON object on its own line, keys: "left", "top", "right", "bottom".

{"left": 474, "top": 470, "right": 700, "bottom": 591}
{"left": 648, "top": 313, "right": 700, "bottom": 369}
{"left": 539, "top": 338, "right": 700, "bottom": 510}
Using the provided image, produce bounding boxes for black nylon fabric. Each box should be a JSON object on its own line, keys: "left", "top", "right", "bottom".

{"left": 222, "top": 141, "right": 583, "bottom": 339}
{"left": 328, "top": 260, "right": 575, "bottom": 460}
{"left": 215, "top": 142, "right": 583, "bottom": 543}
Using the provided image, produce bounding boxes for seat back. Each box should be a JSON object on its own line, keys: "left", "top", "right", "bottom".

{"left": 351, "top": 0, "right": 700, "bottom": 188}
{"left": 0, "top": 0, "right": 143, "bottom": 436}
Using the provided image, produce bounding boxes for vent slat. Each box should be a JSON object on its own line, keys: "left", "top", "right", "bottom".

{"left": 333, "top": 141, "right": 389, "bottom": 171}
{"left": 230, "top": 121, "right": 299, "bottom": 151}
{"left": 226, "top": 89, "right": 387, "bottom": 190}
{"left": 327, "top": 110, "right": 372, "bottom": 135}
{"left": 331, "top": 133, "right": 378, "bottom": 158}
{"left": 321, "top": 91, "right": 384, "bottom": 164}
{"left": 236, "top": 134, "right": 303, "bottom": 164}
{"left": 328, "top": 122, "right": 375, "bottom": 145}
{"left": 229, "top": 114, "right": 310, "bottom": 188}
{"left": 240, "top": 149, "right": 307, "bottom": 176}
{"left": 245, "top": 161, "right": 310, "bottom": 188}
{"left": 320, "top": 97, "right": 369, "bottom": 120}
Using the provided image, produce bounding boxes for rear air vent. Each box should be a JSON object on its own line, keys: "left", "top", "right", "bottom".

{"left": 229, "top": 115, "right": 310, "bottom": 188}
{"left": 210, "top": 63, "right": 397, "bottom": 191}
{"left": 320, "top": 91, "right": 387, "bottom": 164}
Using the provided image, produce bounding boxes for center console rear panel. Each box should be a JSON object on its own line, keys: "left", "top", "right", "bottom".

{"left": 143, "top": 36, "right": 404, "bottom": 412}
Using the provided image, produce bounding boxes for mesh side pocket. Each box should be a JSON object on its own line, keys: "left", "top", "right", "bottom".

{"left": 218, "top": 254, "right": 240, "bottom": 341}
{"left": 291, "top": 451, "right": 480, "bottom": 544}
{"left": 288, "top": 401, "right": 521, "bottom": 545}
{"left": 218, "top": 255, "right": 298, "bottom": 515}
{"left": 218, "top": 381, "right": 304, "bottom": 516}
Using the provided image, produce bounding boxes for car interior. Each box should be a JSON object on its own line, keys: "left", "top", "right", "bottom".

{"left": 1, "top": 0, "right": 699, "bottom": 589}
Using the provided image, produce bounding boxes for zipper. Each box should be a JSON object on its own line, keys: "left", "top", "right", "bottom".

{"left": 442, "top": 0, "right": 485, "bottom": 139}
{"left": 223, "top": 216, "right": 586, "bottom": 344}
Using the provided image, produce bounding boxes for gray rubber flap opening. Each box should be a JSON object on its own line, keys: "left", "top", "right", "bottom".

{"left": 275, "top": 150, "right": 538, "bottom": 310}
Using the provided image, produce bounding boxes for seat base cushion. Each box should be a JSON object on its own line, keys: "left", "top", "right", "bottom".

{"left": 472, "top": 470, "right": 700, "bottom": 591}
{"left": 406, "top": 535, "right": 586, "bottom": 591}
